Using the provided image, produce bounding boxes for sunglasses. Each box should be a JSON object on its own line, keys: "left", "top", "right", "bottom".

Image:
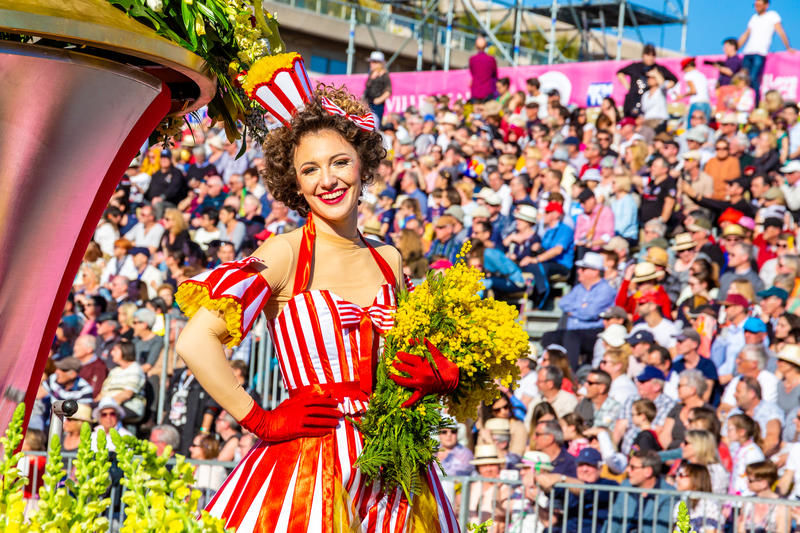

{"left": 715, "top": 146, "right": 729, "bottom": 151}
{"left": 677, "top": 471, "right": 689, "bottom": 478}
{"left": 439, "top": 428, "right": 457, "bottom": 435}
{"left": 493, "top": 404, "right": 510, "bottom": 413}
{"left": 100, "top": 411, "right": 118, "bottom": 418}
{"left": 585, "top": 380, "right": 603, "bottom": 386}
{"left": 628, "top": 464, "right": 646, "bottom": 470}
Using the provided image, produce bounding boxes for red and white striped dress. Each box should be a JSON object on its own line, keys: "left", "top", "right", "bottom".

{"left": 176, "top": 217, "right": 459, "bottom": 533}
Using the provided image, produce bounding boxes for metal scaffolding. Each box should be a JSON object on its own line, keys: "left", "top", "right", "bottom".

{"left": 344, "top": 0, "right": 688, "bottom": 71}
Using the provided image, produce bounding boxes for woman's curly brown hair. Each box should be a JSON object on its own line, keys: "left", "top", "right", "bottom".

{"left": 261, "top": 84, "right": 387, "bottom": 216}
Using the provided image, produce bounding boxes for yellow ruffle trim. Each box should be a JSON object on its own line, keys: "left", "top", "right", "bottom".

{"left": 241, "top": 52, "right": 302, "bottom": 97}
{"left": 175, "top": 282, "right": 245, "bottom": 348}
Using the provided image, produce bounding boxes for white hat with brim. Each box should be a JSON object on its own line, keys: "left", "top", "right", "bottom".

{"left": 671, "top": 233, "right": 696, "bottom": 252}
{"left": 368, "top": 51, "right": 386, "bottom": 63}
{"left": 781, "top": 160, "right": 800, "bottom": 174}
{"left": 598, "top": 324, "right": 628, "bottom": 348}
{"left": 778, "top": 345, "right": 800, "bottom": 367}
{"left": 631, "top": 262, "right": 663, "bottom": 283}
{"left": 516, "top": 450, "right": 554, "bottom": 471}
{"left": 92, "top": 397, "right": 125, "bottom": 422}
{"left": 574, "top": 251, "right": 605, "bottom": 271}
{"left": 514, "top": 204, "right": 538, "bottom": 224}
{"left": 68, "top": 403, "right": 95, "bottom": 423}
{"left": 470, "top": 444, "right": 506, "bottom": 466}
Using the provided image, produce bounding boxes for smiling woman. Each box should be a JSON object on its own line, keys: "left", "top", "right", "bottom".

{"left": 261, "top": 85, "right": 385, "bottom": 217}
{"left": 174, "top": 81, "right": 459, "bottom": 532}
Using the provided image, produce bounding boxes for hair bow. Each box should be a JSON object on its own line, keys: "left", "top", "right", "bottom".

{"left": 319, "top": 96, "right": 376, "bottom": 132}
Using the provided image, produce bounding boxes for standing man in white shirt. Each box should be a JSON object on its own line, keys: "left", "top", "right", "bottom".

{"left": 737, "top": 0, "right": 793, "bottom": 104}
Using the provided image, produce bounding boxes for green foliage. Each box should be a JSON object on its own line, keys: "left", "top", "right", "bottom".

{"left": 673, "top": 501, "right": 695, "bottom": 533}
{"left": 0, "top": 403, "right": 231, "bottom": 532}
{"left": 111, "top": 431, "right": 230, "bottom": 532}
{"left": 467, "top": 520, "right": 493, "bottom": 533}
{"left": 0, "top": 404, "right": 27, "bottom": 529}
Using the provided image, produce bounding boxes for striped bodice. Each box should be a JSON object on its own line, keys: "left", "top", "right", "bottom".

{"left": 266, "top": 284, "right": 397, "bottom": 414}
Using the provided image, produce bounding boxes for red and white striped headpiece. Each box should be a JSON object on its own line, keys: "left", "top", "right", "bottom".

{"left": 319, "top": 96, "right": 376, "bottom": 131}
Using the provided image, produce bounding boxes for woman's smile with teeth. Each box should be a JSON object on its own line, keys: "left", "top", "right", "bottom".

{"left": 318, "top": 188, "right": 347, "bottom": 204}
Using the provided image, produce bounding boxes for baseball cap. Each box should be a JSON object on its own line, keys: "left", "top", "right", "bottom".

{"left": 764, "top": 187, "right": 785, "bottom": 201}
{"left": 444, "top": 205, "right": 465, "bottom": 224}
{"left": 686, "top": 217, "right": 712, "bottom": 233}
{"left": 673, "top": 327, "right": 701, "bottom": 344}
{"left": 379, "top": 189, "right": 397, "bottom": 200}
{"left": 722, "top": 293, "right": 750, "bottom": 308}
{"left": 576, "top": 447, "right": 602, "bottom": 467}
{"left": 582, "top": 168, "right": 602, "bottom": 182}
{"left": 685, "top": 127, "right": 707, "bottom": 143}
{"left": 160, "top": 149, "right": 172, "bottom": 159}
{"left": 598, "top": 324, "right": 628, "bottom": 347}
{"left": 98, "top": 312, "right": 117, "bottom": 323}
{"left": 781, "top": 160, "right": 800, "bottom": 174}
{"left": 637, "top": 366, "right": 666, "bottom": 382}
{"left": 54, "top": 357, "right": 82, "bottom": 372}
{"left": 545, "top": 202, "right": 564, "bottom": 214}
{"left": 619, "top": 117, "right": 636, "bottom": 128}
{"left": 472, "top": 205, "right": 491, "bottom": 219}
{"left": 477, "top": 188, "right": 502, "bottom": 206}
{"left": 563, "top": 136, "right": 580, "bottom": 146}
{"left": 757, "top": 286, "right": 789, "bottom": 302}
{"left": 599, "top": 305, "right": 627, "bottom": 320}
{"left": 368, "top": 50, "right": 386, "bottom": 63}
{"left": 130, "top": 246, "right": 150, "bottom": 258}
{"left": 626, "top": 330, "right": 655, "bottom": 346}
{"left": 726, "top": 176, "right": 749, "bottom": 189}
{"left": 681, "top": 150, "right": 702, "bottom": 161}
{"left": 743, "top": 317, "right": 767, "bottom": 334}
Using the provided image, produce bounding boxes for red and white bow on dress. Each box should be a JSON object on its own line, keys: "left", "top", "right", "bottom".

{"left": 319, "top": 96, "right": 376, "bottom": 131}
{"left": 336, "top": 301, "right": 394, "bottom": 333}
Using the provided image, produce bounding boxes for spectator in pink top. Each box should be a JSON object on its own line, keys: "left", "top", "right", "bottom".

{"left": 575, "top": 188, "right": 615, "bottom": 254}
{"left": 469, "top": 35, "right": 498, "bottom": 102}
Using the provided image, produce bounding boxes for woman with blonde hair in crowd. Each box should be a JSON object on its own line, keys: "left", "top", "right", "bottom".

{"left": 625, "top": 140, "right": 649, "bottom": 175}
{"left": 601, "top": 345, "right": 636, "bottom": 406}
{"left": 673, "top": 462, "right": 723, "bottom": 533}
{"left": 117, "top": 301, "right": 138, "bottom": 341}
{"left": 160, "top": 207, "right": 191, "bottom": 255}
{"left": 676, "top": 429, "right": 729, "bottom": 494}
{"left": 739, "top": 461, "right": 790, "bottom": 533}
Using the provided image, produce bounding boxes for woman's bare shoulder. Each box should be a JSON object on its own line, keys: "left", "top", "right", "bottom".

{"left": 365, "top": 237, "right": 403, "bottom": 279}
{"left": 250, "top": 229, "right": 304, "bottom": 291}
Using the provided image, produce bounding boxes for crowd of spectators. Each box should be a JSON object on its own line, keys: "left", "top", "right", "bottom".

{"left": 24, "top": 0, "right": 800, "bottom": 527}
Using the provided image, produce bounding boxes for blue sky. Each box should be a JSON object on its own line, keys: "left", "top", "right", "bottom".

{"left": 614, "top": 0, "right": 799, "bottom": 55}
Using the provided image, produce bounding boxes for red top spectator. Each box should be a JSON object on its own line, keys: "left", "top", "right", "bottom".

{"left": 469, "top": 36, "right": 498, "bottom": 101}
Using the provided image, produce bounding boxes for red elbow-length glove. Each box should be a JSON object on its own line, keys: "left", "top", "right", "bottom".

{"left": 238, "top": 391, "right": 341, "bottom": 443}
{"left": 389, "top": 338, "right": 460, "bottom": 408}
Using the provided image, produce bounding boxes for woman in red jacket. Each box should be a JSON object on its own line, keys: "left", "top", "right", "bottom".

{"left": 616, "top": 261, "right": 672, "bottom": 321}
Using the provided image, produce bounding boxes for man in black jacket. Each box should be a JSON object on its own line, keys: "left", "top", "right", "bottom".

{"left": 146, "top": 149, "right": 187, "bottom": 205}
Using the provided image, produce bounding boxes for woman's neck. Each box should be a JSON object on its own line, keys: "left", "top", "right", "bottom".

{"left": 312, "top": 211, "right": 360, "bottom": 241}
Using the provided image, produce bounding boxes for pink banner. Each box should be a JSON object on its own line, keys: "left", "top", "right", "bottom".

{"left": 316, "top": 51, "right": 800, "bottom": 113}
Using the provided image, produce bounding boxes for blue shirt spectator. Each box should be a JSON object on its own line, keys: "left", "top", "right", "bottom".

{"left": 542, "top": 222, "right": 575, "bottom": 269}
{"left": 559, "top": 278, "right": 617, "bottom": 330}
{"left": 610, "top": 191, "right": 639, "bottom": 240}
{"left": 483, "top": 248, "right": 525, "bottom": 287}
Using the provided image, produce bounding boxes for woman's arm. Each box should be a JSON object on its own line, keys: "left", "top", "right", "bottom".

{"left": 176, "top": 308, "right": 255, "bottom": 420}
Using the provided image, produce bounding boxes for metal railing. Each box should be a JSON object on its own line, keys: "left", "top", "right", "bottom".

{"left": 269, "top": 0, "right": 550, "bottom": 65}
{"left": 20, "top": 451, "right": 800, "bottom": 532}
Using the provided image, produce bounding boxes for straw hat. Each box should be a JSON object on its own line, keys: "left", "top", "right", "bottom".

{"left": 68, "top": 403, "right": 95, "bottom": 423}
{"left": 632, "top": 262, "right": 663, "bottom": 283}
{"left": 485, "top": 418, "right": 511, "bottom": 435}
{"left": 362, "top": 219, "right": 383, "bottom": 237}
{"left": 778, "top": 345, "right": 800, "bottom": 367}
{"left": 483, "top": 101, "right": 502, "bottom": 118}
{"left": 671, "top": 233, "right": 695, "bottom": 252}
{"left": 470, "top": 444, "right": 506, "bottom": 466}
{"left": 645, "top": 246, "right": 669, "bottom": 268}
